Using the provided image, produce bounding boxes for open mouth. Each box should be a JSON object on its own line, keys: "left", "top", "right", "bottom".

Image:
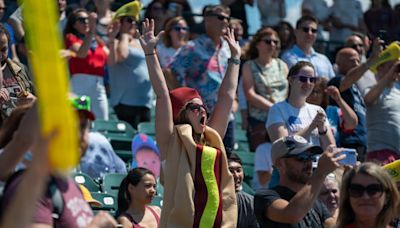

{"left": 200, "top": 116, "right": 206, "bottom": 126}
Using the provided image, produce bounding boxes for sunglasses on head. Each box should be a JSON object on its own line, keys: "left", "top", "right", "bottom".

{"left": 207, "top": 13, "right": 230, "bottom": 21}
{"left": 301, "top": 27, "right": 317, "bottom": 34}
{"left": 262, "top": 39, "right": 279, "bottom": 46}
{"left": 283, "top": 152, "right": 318, "bottom": 161}
{"left": 292, "top": 75, "right": 318, "bottom": 83}
{"left": 173, "top": 26, "right": 190, "bottom": 32}
{"left": 76, "top": 17, "right": 89, "bottom": 24}
{"left": 348, "top": 183, "right": 385, "bottom": 198}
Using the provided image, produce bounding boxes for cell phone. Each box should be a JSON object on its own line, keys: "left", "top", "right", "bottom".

{"left": 378, "top": 30, "right": 388, "bottom": 46}
{"left": 337, "top": 148, "right": 357, "bottom": 166}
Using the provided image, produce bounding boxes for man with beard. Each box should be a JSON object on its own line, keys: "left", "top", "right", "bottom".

{"left": 254, "top": 135, "right": 343, "bottom": 227}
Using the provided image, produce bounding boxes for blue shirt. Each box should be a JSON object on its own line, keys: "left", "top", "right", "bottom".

{"left": 281, "top": 45, "right": 335, "bottom": 79}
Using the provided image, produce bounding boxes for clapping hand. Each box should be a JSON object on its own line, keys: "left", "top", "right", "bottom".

{"left": 138, "top": 18, "right": 164, "bottom": 54}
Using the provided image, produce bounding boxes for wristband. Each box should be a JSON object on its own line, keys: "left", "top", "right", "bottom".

{"left": 228, "top": 57, "right": 240, "bottom": 65}
{"left": 318, "top": 128, "right": 328, "bottom": 135}
{"left": 145, "top": 52, "right": 156, "bottom": 56}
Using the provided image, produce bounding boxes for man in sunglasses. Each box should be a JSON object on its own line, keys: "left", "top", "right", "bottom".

{"left": 254, "top": 135, "right": 343, "bottom": 227}
{"left": 281, "top": 15, "right": 335, "bottom": 79}
{"left": 170, "top": 4, "right": 237, "bottom": 151}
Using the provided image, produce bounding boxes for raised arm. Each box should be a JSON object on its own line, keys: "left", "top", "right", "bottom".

{"left": 69, "top": 12, "right": 97, "bottom": 58}
{"left": 266, "top": 146, "right": 342, "bottom": 223}
{"left": 107, "top": 20, "right": 120, "bottom": 66}
{"left": 341, "top": 38, "right": 381, "bottom": 92}
{"left": 208, "top": 28, "right": 241, "bottom": 138}
{"left": 326, "top": 85, "right": 358, "bottom": 130}
{"left": 139, "top": 19, "right": 173, "bottom": 152}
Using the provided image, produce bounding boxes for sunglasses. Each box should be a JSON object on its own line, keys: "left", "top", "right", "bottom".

{"left": 173, "top": 26, "right": 190, "bottom": 32}
{"left": 185, "top": 103, "right": 207, "bottom": 112}
{"left": 348, "top": 184, "right": 385, "bottom": 198}
{"left": 207, "top": 13, "right": 230, "bottom": 21}
{"left": 292, "top": 75, "right": 318, "bottom": 83}
{"left": 301, "top": 27, "right": 317, "bottom": 34}
{"left": 124, "top": 17, "right": 136, "bottom": 24}
{"left": 76, "top": 17, "right": 89, "bottom": 24}
{"left": 262, "top": 39, "right": 279, "bottom": 46}
{"left": 283, "top": 152, "right": 318, "bottom": 161}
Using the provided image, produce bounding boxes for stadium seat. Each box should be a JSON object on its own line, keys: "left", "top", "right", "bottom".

{"left": 102, "top": 173, "right": 126, "bottom": 197}
{"left": 137, "top": 122, "right": 155, "bottom": 136}
{"left": 151, "top": 195, "right": 163, "bottom": 207}
{"left": 72, "top": 172, "right": 101, "bottom": 192}
{"left": 242, "top": 182, "right": 255, "bottom": 196}
{"left": 236, "top": 151, "right": 255, "bottom": 166}
{"left": 91, "top": 192, "right": 118, "bottom": 211}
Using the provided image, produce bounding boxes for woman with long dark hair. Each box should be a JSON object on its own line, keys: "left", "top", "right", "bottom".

{"left": 116, "top": 167, "right": 160, "bottom": 227}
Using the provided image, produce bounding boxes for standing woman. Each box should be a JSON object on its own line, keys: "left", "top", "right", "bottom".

{"left": 242, "top": 27, "right": 288, "bottom": 151}
{"left": 64, "top": 8, "right": 109, "bottom": 120}
{"left": 117, "top": 167, "right": 161, "bottom": 228}
{"left": 108, "top": 7, "right": 153, "bottom": 129}
{"left": 266, "top": 61, "right": 336, "bottom": 149}
{"left": 336, "top": 162, "right": 400, "bottom": 228}
{"left": 139, "top": 19, "right": 240, "bottom": 227}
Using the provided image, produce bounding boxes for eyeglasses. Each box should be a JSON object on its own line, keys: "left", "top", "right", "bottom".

{"left": 185, "top": 103, "right": 207, "bottom": 113}
{"left": 262, "top": 39, "right": 280, "bottom": 46}
{"left": 351, "top": 43, "right": 364, "bottom": 49}
{"left": 301, "top": 27, "right": 317, "bottom": 34}
{"left": 125, "top": 17, "right": 136, "bottom": 24}
{"left": 173, "top": 26, "right": 190, "bottom": 32}
{"left": 207, "top": 13, "right": 230, "bottom": 21}
{"left": 283, "top": 151, "right": 318, "bottom": 161}
{"left": 292, "top": 75, "right": 318, "bottom": 83}
{"left": 348, "top": 184, "right": 385, "bottom": 198}
{"left": 76, "top": 17, "right": 89, "bottom": 24}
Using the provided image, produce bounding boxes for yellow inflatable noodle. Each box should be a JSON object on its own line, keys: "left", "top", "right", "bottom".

{"left": 369, "top": 42, "right": 400, "bottom": 73}
{"left": 21, "top": 0, "right": 78, "bottom": 172}
{"left": 113, "top": 1, "right": 142, "bottom": 21}
{"left": 383, "top": 159, "right": 400, "bottom": 182}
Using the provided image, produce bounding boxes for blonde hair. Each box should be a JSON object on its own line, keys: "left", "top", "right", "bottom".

{"left": 336, "top": 162, "right": 400, "bottom": 228}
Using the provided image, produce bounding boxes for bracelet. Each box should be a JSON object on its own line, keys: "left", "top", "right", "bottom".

{"left": 318, "top": 128, "right": 328, "bottom": 135}
{"left": 145, "top": 52, "right": 156, "bottom": 56}
{"left": 228, "top": 57, "right": 240, "bottom": 65}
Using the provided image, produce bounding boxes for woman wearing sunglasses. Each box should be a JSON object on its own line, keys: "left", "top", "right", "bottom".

{"left": 139, "top": 18, "right": 240, "bottom": 227}
{"left": 157, "top": 16, "right": 189, "bottom": 88}
{"left": 336, "top": 162, "right": 400, "bottom": 228}
{"left": 242, "top": 26, "right": 288, "bottom": 151}
{"left": 108, "top": 7, "right": 154, "bottom": 129}
{"left": 64, "top": 8, "right": 109, "bottom": 120}
{"left": 267, "top": 61, "right": 336, "bottom": 150}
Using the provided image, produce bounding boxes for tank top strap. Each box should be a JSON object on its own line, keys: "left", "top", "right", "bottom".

{"left": 145, "top": 205, "right": 160, "bottom": 223}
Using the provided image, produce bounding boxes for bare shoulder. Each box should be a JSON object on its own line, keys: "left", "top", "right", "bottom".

{"left": 149, "top": 205, "right": 161, "bottom": 215}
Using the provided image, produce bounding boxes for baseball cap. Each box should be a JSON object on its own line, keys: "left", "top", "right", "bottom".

{"left": 70, "top": 95, "right": 95, "bottom": 120}
{"left": 132, "top": 133, "right": 160, "bottom": 158}
{"left": 271, "top": 135, "right": 323, "bottom": 164}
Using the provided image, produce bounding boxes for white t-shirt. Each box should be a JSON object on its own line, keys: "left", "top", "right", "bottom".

{"left": 266, "top": 100, "right": 329, "bottom": 146}
{"left": 252, "top": 142, "right": 273, "bottom": 191}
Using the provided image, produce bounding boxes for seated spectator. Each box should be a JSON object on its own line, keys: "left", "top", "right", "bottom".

{"left": 274, "top": 21, "right": 296, "bottom": 56}
{"left": 345, "top": 34, "right": 368, "bottom": 63}
{"left": 242, "top": 27, "right": 288, "bottom": 151}
{"left": 131, "top": 133, "right": 161, "bottom": 178}
{"left": 266, "top": 61, "right": 336, "bottom": 149}
{"left": 140, "top": 19, "right": 240, "bottom": 227}
{"left": 281, "top": 15, "right": 335, "bottom": 79}
{"left": 301, "top": 0, "right": 332, "bottom": 41}
{"left": 306, "top": 77, "right": 358, "bottom": 146}
{"left": 144, "top": 1, "right": 168, "bottom": 34}
{"left": 254, "top": 135, "right": 342, "bottom": 227}
{"left": 116, "top": 167, "right": 161, "bottom": 227}
{"left": 252, "top": 142, "right": 273, "bottom": 191}
{"left": 318, "top": 173, "right": 340, "bottom": 220}
{"left": 80, "top": 131, "right": 127, "bottom": 180}
{"left": 227, "top": 152, "right": 259, "bottom": 228}
{"left": 336, "top": 162, "right": 400, "bottom": 227}
{"left": 0, "top": 24, "right": 35, "bottom": 121}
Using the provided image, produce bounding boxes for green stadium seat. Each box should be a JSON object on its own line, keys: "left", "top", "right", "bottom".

{"left": 91, "top": 192, "right": 118, "bottom": 211}
{"left": 114, "top": 150, "right": 132, "bottom": 162}
{"left": 151, "top": 195, "right": 163, "bottom": 207}
{"left": 242, "top": 182, "right": 255, "bottom": 196}
{"left": 102, "top": 173, "right": 126, "bottom": 197}
{"left": 72, "top": 172, "right": 101, "bottom": 192}
{"left": 137, "top": 122, "right": 156, "bottom": 136}
{"left": 236, "top": 151, "right": 255, "bottom": 166}
{"left": 91, "top": 120, "right": 136, "bottom": 136}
